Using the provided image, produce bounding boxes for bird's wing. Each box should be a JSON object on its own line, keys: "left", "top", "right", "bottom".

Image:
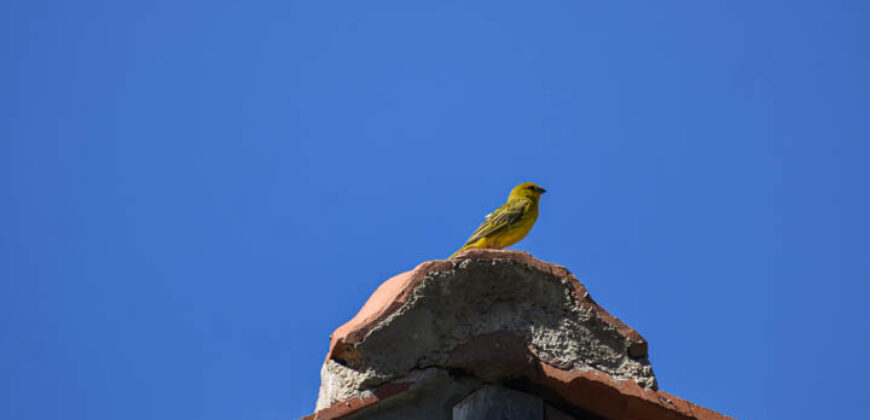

{"left": 463, "top": 198, "right": 530, "bottom": 246}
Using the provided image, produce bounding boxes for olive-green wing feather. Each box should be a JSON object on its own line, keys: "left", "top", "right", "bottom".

{"left": 463, "top": 198, "right": 530, "bottom": 246}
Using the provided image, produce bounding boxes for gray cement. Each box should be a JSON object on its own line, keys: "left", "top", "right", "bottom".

{"left": 316, "top": 256, "right": 656, "bottom": 411}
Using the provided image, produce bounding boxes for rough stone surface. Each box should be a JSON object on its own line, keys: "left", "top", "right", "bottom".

{"left": 307, "top": 250, "right": 732, "bottom": 420}
{"left": 317, "top": 250, "right": 654, "bottom": 411}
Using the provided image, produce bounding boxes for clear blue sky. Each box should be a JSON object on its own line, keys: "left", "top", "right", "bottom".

{"left": 2, "top": 1, "right": 868, "bottom": 419}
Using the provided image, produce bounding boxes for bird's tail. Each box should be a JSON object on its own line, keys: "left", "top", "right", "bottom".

{"left": 448, "top": 245, "right": 469, "bottom": 260}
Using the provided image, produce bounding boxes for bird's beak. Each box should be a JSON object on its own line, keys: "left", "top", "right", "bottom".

{"left": 539, "top": 187, "right": 547, "bottom": 193}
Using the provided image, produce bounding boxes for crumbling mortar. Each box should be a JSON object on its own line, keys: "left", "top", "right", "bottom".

{"left": 317, "top": 256, "right": 658, "bottom": 410}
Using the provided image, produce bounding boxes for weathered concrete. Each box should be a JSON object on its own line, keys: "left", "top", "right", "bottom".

{"left": 316, "top": 250, "right": 654, "bottom": 411}
{"left": 306, "top": 250, "right": 733, "bottom": 420}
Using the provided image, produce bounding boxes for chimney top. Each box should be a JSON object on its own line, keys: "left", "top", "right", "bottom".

{"left": 305, "top": 249, "right": 731, "bottom": 420}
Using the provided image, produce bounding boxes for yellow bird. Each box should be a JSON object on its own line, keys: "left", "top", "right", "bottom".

{"left": 449, "top": 182, "right": 547, "bottom": 259}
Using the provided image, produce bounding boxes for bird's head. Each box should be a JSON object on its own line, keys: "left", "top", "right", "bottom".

{"left": 509, "top": 182, "right": 547, "bottom": 202}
